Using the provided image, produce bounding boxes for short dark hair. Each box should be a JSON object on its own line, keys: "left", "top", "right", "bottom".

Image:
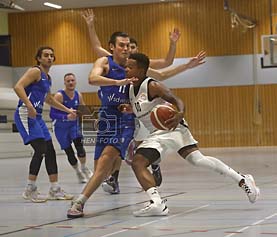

{"left": 108, "top": 31, "right": 129, "bottom": 46}
{"left": 128, "top": 53, "right": 150, "bottom": 72}
{"left": 130, "top": 37, "right": 138, "bottom": 46}
{"left": 35, "top": 46, "right": 55, "bottom": 65}
{"left": 64, "top": 73, "right": 75, "bottom": 79}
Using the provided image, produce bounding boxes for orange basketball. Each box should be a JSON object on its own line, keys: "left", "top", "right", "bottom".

{"left": 150, "top": 104, "right": 177, "bottom": 130}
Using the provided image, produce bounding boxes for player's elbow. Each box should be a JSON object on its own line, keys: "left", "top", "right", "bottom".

{"left": 156, "top": 72, "right": 168, "bottom": 81}
{"left": 164, "top": 60, "right": 174, "bottom": 68}
{"left": 88, "top": 76, "right": 96, "bottom": 85}
{"left": 13, "top": 83, "right": 22, "bottom": 94}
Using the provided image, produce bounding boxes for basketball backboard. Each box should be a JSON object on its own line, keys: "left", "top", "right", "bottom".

{"left": 261, "top": 34, "right": 277, "bottom": 68}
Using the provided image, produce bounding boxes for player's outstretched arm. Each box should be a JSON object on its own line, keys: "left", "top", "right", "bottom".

{"left": 82, "top": 9, "right": 111, "bottom": 57}
{"left": 89, "top": 57, "right": 137, "bottom": 86}
{"left": 147, "top": 50, "right": 206, "bottom": 81}
{"left": 149, "top": 28, "right": 181, "bottom": 69}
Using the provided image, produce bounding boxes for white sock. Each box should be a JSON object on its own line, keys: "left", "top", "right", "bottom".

{"left": 185, "top": 150, "right": 243, "bottom": 183}
{"left": 26, "top": 180, "right": 36, "bottom": 189}
{"left": 50, "top": 182, "right": 59, "bottom": 189}
{"left": 146, "top": 187, "right": 162, "bottom": 204}
{"left": 73, "top": 165, "right": 81, "bottom": 173}
{"left": 80, "top": 163, "right": 86, "bottom": 170}
{"left": 76, "top": 194, "right": 88, "bottom": 204}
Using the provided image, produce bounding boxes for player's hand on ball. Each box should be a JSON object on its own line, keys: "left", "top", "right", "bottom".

{"left": 164, "top": 112, "right": 183, "bottom": 130}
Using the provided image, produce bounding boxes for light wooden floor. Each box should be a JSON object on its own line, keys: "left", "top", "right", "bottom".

{"left": 0, "top": 146, "right": 276, "bottom": 237}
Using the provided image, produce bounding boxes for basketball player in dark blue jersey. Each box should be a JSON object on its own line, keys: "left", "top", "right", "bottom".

{"left": 50, "top": 73, "right": 93, "bottom": 184}
{"left": 81, "top": 9, "right": 181, "bottom": 193}
{"left": 14, "top": 46, "right": 76, "bottom": 202}
{"left": 67, "top": 31, "right": 138, "bottom": 218}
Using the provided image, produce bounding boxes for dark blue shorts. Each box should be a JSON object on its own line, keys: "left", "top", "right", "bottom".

{"left": 54, "top": 122, "right": 82, "bottom": 150}
{"left": 94, "top": 126, "right": 135, "bottom": 160}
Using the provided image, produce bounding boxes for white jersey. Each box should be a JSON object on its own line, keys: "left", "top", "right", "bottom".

{"left": 129, "top": 77, "right": 165, "bottom": 134}
{"left": 130, "top": 78, "right": 197, "bottom": 162}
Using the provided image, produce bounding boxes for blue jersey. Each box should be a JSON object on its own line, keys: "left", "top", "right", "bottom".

{"left": 50, "top": 90, "right": 82, "bottom": 149}
{"left": 14, "top": 66, "right": 52, "bottom": 145}
{"left": 16, "top": 66, "right": 51, "bottom": 116}
{"left": 99, "top": 56, "right": 129, "bottom": 107}
{"left": 94, "top": 56, "right": 135, "bottom": 160}
{"left": 50, "top": 90, "right": 79, "bottom": 127}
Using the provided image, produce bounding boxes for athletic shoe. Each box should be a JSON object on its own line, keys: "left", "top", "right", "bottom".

{"left": 102, "top": 177, "right": 120, "bottom": 194}
{"left": 240, "top": 174, "right": 260, "bottom": 203}
{"left": 48, "top": 187, "right": 74, "bottom": 200}
{"left": 82, "top": 166, "right": 93, "bottom": 180}
{"left": 151, "top": 164, "right": 162, "bottom": 186}
{"left": 76, "top": 171, "right": 87, "bottom": 184}
{"left": 67, "top": 200, "right": 84, "bottom": 218}
{"left": 133, "top": 200, "right": 169, "bottom": 217}
{"left": 22, "top": 186, "right": 47, "bottom": 203}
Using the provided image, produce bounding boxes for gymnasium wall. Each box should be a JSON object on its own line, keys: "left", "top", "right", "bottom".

{"left": 3, "top": 0, "right": 277, "bottom": 147}
{"left": 7, "top": 0, "right": 272, "bottom": 66}
{"left": 0, "top": 12, "right": 8, "bottom": 35}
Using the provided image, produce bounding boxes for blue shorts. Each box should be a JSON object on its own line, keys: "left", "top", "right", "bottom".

{"left": 94, "top": 126, "right": 135, "bottom": 160}
{"left": 54, "top": 122, "right": 82, "bottom": 150}
{"left": 14, "top": 110, "right": 51, "bottom": 145}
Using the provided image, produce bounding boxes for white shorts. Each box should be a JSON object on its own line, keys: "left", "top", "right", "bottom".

{"left": 137, "top": 124, "right": 197, "bottom": 163}
{"left": 134, "top": 118, "right": 150, "bottom": 141}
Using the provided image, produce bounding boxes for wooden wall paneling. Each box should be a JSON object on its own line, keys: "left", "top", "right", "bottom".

{"left": 8, "top": 0, "right": 273, "bottom": 66}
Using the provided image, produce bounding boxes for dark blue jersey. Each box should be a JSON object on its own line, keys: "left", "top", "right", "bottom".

{"left": 16, "top": 66, "right": 51, "bottom": 116}
{"left": 50, "top": 90, "right": 79, "bottom": 125}
{"left": 99, "top": 56, "right": 129, "bottom": 108}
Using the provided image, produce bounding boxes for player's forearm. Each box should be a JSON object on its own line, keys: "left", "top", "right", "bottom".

{"left": 148, "top": 63, "right": 189, "bottom": 81}
{"left": 89, "top": 75, "right": 119, "bottom": 86}
{"left": 163, "top": 41, "right": 177, "bottom": 67}
{"left": 46, "top": 96, "right": 71, "bottom": 113}
{"left": 14, "top": 84, "right": 32, "bottom": 107}
{"left": 50, "top": 107, "right": 68, "bottom": 120}
{"left": 149, "top": 42, "right": 176, "bottom": 69}
{"left": 87, "top": 23, "right": 102, "bottom": 50}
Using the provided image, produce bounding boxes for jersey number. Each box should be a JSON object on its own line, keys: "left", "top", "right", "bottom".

{"left": 119, "top": 85, "right": 127, "bottom": 93}
{"left": 134, "top": 102, "right": 141, "bottom": 112}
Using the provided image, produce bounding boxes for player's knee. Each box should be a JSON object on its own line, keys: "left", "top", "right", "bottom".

{"left": 30, "top": 138, "right": 47, "bottom": 156}
{"left": 185, "top": 150, "right": 204, "bottom": 166}
{"left": 132, "top": 148, "right": 160, "bottom": 170}
{"left": 73, "top": 138, "right": 86, "bottom": 158}
{"left": 64, "top": 145, "right": 77, "bottom": 166}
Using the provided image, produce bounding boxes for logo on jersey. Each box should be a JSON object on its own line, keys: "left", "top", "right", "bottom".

{"left": 139, "top": 93, "right": 147, "bottom": 101}
{"left": 33, "top": 101, "right": 43, "bottom": 109}
{"left": 107, "top": 93, "right": 128, "bottom": 103}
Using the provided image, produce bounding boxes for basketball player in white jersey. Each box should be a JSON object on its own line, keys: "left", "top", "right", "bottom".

{"left": 125, "top": 53, "right": 260, "bottom": 217}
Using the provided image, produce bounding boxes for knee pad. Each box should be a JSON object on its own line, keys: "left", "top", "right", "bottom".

{"left": 45, "top": 140, "right": 58, "bottom": 175}
{"left": 64, "top": 145, "right": 78, "bottom": 166}
{"left": 185, "top": 150, "right": 216, "bottom": 170}
{"left": 73, "top": 138, "right": 86, "bottom": 158}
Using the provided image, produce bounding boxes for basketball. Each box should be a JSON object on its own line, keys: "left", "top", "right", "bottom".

{"left": 150, "top": 104, "right": 177, "bottom": 130}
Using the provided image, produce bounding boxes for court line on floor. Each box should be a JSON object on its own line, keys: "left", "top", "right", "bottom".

{"left": 96, "top": 204, "right": 210, "bottom": 237}
{"left": 224, "top": 212, "right": 277, "bottom": 237}
{"left": 0, "top": 192, "right": 186, "bottom": 236}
